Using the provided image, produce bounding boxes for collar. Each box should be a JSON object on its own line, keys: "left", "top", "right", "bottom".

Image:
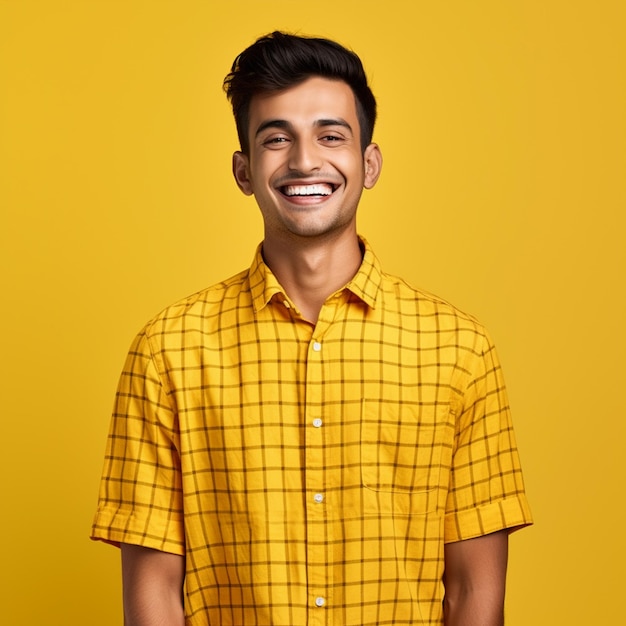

{"left": 248, "top": 236, "right": 383, "bottom": 314}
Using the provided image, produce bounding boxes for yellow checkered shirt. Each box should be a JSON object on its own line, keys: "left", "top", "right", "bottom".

{"left": 92, "top": 239, "right": 532, "bottom": 625}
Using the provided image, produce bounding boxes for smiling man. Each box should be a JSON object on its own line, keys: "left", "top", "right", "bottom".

{"left": 232, "top": 74, "right": 381, "bottom": 322}
{"left": 91, "top": 32, "right": 532, "bottom": 626}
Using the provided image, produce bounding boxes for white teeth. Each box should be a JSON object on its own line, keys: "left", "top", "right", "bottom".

{"left": 283, "top": 184, "right": 333, "bottom": 197}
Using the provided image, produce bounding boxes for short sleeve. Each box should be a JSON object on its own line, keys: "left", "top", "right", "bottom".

{"left": 444, "top": 331, "right": 533, "bottom": 542}
{"left": 90, "top": 329, "right": 185, "bottom": 554}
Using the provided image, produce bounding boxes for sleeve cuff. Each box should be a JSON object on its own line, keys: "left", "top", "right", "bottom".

{"left": 90, "top": 506, "right": 185, "bottom": 555}
{"left": 444, "top": 495, "right": 533, "bottom": 543}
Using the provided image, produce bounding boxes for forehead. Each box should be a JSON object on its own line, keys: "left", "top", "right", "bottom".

{"left": 248, "top": 77, "right": 359, "bottom": 131}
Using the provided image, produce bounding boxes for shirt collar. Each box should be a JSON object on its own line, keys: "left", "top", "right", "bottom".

{"left": 248, "top": 243, "right": 286, "bottom": 313}
{"left": 248, "top": 236, "right": 383, "bottom": 313}
{"left": 345, "top": 237, "right": 382, "bottom": 309}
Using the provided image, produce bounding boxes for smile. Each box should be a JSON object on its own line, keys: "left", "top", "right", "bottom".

{"left": 281, "top": 183, "right": 336, "bottom": 197}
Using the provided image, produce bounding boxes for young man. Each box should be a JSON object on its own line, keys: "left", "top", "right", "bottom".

{"left": 92, "top": 32, "right": 532, "bottom": 625}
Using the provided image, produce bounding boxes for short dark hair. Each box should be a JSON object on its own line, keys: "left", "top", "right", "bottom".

{"left": 223, "top": 31, "right": 377, "bottom": 154}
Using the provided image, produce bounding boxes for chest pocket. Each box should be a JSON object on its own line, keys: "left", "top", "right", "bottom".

{"left": 361, "top": 399, "right": 447, "bottom": 498}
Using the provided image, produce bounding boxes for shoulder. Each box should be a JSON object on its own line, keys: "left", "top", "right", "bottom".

{"left": 140, "top": 267, "right": 252, "bottom": 340}
{"left": 379, "top": 270, "right": 489, "bottom": 343}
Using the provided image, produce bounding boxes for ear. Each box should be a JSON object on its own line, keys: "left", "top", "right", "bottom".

{"left": 363, "top": 143, "right": 383, "bottom": 189}
{"left": 232, "top": 151, "right": 254, "bottom": 196}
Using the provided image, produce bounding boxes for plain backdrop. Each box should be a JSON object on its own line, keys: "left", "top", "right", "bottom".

{"left": 1, "top": 1, "right": 624, "bottom": 624}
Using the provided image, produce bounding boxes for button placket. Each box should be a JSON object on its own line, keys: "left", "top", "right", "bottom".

{"left": 304, "top": 332, "right": 330, "bottom": 622}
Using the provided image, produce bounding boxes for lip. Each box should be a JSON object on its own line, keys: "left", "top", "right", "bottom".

{"left": 276, "top": 184, "right": 340, "bottom": 207}
{"left": 273, "top": 177, "right": 342, "bottom": 205}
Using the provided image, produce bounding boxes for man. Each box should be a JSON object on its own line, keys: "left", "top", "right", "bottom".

{"left": 92, "top": 31, "right": 532, "bottom": 625}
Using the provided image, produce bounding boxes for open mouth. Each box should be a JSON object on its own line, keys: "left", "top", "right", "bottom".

{"left": 280, "top": 183, "right": 338, "bottom": 197}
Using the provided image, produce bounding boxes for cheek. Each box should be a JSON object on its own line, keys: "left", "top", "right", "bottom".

{"left": 342, "top": 162, "right": 366, "bottom": 187}
{"left": 252, "top": 156, "right": 282, "bottom": 181}
{"left": 337, "top": 152, "right": 365, "bottom": 177}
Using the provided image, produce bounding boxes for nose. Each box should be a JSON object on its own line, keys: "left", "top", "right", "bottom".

{"left": 287, "top": 139, "right": 322, "bottom": 173}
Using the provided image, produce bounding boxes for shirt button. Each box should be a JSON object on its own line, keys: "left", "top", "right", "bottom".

{"left": 312, "top": 418, "right": 323, "bottom": 428}
{"left": 314, "top": 493, "right": 324, "bottom": 503}
{"left": 312, "top": 341, "right": 322, "bottom": 352}
{"left": 315, "top": 596, "right": 326, "bottom": 607}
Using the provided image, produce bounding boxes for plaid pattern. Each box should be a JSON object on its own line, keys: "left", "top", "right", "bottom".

{"left": 92, "top": 238, "right": 532, "bottom": 625}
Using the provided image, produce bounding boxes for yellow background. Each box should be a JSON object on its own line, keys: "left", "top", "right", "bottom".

{"left": 1, "top": 1, "right": 624, "bottom": 624}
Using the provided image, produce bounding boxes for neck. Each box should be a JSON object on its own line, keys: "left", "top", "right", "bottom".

{"left": 262, "top": 229, "right": 363, "bottom": 324}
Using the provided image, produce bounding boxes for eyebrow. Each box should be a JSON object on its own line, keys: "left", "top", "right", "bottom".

{"left": 255, "top": 118, "right": 354, "bottom": 137}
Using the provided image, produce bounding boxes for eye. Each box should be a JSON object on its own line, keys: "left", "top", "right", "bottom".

{"left": 319, "top": 135, "right": 346, "bottom": 148}
{"left": 262, "top": 135, "right": 290, "bottom": 147}
{"left": 261, "top": 135, "right": 290, "bottom": 150}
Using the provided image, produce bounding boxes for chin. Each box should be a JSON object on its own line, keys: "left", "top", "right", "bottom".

{"left": 285, "top": 219, "right": 353, "bottom": 240}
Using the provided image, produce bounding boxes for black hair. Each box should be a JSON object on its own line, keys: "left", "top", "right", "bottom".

{"left": 223, "top": 31, "right": 377, "bottom": 154}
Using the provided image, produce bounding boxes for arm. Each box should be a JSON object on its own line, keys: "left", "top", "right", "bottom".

{"left": 443, "top": 530, "right": 509, "bottom": 626}
{"left": 121, "top": 543, "right": 185, "bottom": 626}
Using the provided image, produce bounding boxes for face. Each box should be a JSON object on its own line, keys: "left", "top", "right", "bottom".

{"left": 232, "top": 77, "right": 382, "bottom": 242}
